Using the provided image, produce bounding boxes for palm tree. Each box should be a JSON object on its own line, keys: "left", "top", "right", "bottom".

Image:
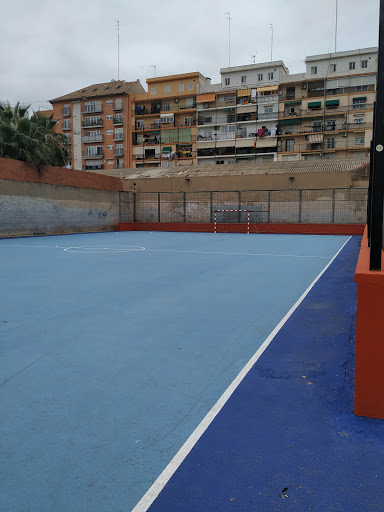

{"left": 0, "top": 102, "right": 69, "bottom": 169}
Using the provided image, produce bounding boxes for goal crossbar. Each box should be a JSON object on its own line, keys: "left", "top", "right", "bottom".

{"left": 214, "top": 209, "right": 250, "bottom": 234}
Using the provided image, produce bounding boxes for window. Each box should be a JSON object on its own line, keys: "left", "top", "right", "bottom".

{"left": 354, "top": 116, "right": 365, "bottom": 124}
{"left": 106, "top": 99, "right": 113, "bottom": 105}
{"left": 85, "top": 146, "right": 103, "bottom": 156}
{"left": 257, "top": 73, "right": 263, "bottom": 81}
{"left": 225, "top": 78, "right": 230, "bottom": 86}
{"left": 349, "top": 61, "right": 356, "bottom": 70}
{"left": 185, "top": 117, "right": 194, "bottom": 126}
{"left": 107, "top": 159, "right": 114, "bottom": 165}
{"left": 165, "top": 86, "right": 170, "bottom": 93}
{"left": 330, "top": 64, "right": 337, "bottom": 72}
{"left": 115, "top": 144, "right": 123, "bottom": 155}
{"left": 324, "top": 153, "right": 336, "bottom": 159}
{"left": 361, "top": 60, "right": 368, "bottom": 69}
{"left": 268, "top": 72, "right": 274, "bottom": 80}
{"left": 114, "top": 128, "right": 123, "bottom": 139}
{"left": 63, "top": 119, "right": 71, "bottom": 130}
{"left": 160, "top": 115, "right": 174, "bottom": 124}
{"left": 286, "top": 87, "right": 295, "bottom": 100}
{"left": 241, "top": 76, "right": 247, "bottom": 84}
{"left": 107, "top": 145, "right": 114, "bottom": 150}
{"left": 286, "top": 107, "right": 296, "bottom": 115}
{"left": 286, "top": 139, "right": 294, "bottom": 152}
{"left": 186, "top": 97, "right": 195, "bottom": 108}
{"left": 326, "top": 120, "right": 336, "bottom": 131}
{"left": 355, "top": 136, "right": 365, "bottom": 145}
{"left": 151, "top": 88, "right": 156, "bottom": 95}
{"left": 313, "top": 121, "right": 323, "bottom": 132}
{"left": 136, "top": 120, "right": 144, "bottom": 129}
{"left": 311, "top": 66, "right": 318, "bottom": 75}
{"left": 325, "top": 137, "right": 335, "bottom": 149}
{"left": 179, "top": 84, "right": 184, "bottom": 92}
{"left": 353, "top": 97, "right": 366, "bottom": 109}
{"left": 188, "top": 83, "right": 193, "bottom": 90}
{"left": 63, "top": 104, "right": 70, "bottom": 115}
{"left": 106, "top": 129, "right": 113, "bottom": 135}
{"left": 264, "top": 106, "right": 273, "bottom": 113}
{"left": 163, "top": 102, "right": 171, "bottom": 111}
{"left": 106, "top": 114, "right": 113, "bottom": 120}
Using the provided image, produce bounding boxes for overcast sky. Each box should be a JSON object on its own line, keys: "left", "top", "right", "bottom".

{"left": 0, "top": 0, "right": 380, "bottom": 111}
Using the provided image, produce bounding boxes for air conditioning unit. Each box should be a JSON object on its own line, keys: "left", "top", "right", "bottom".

{"left": 341, "top": 132, "right": 347, "bottom": 137}
{"left": 301, "top": 82, "right": 307, "bottom": 90}
{"left": 304, "top": 135, "right": 309, "bottom": 140}
{"left": 174, "top": 98, "right": 179, "bottom": 103}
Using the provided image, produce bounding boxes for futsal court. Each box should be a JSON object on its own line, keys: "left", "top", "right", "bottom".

{"left": 1, "top": 231, "right": 383, "bottom": 511}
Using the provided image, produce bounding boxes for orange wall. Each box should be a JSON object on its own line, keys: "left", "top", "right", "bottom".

{"left": 354, "top": 227, "right": 384, "bottom": 420}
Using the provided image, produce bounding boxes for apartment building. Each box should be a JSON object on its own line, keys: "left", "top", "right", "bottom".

{"left": 277, "top": 48, "right": 377, "bottom": 161}
{"left": 49, "top": 80, "right": 144, "bottom": 171}
{"left": 196, "top": 62, "right": 289, "bottom": 165}
{"left": 131, "top": 72, "right": 211, "bottom": 168}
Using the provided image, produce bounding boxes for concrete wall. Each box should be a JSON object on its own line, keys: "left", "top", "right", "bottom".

{"left": 0, "top": 158, "right": 124, "bottom": 237}
{"left": 0, "top": 179, "right": 120, "bottom": 236}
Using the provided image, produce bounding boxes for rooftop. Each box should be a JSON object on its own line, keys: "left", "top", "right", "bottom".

{"left": 306, "top": 47, "right": 378, "bottom": 63}
{"left": 50, "top": 80, "right": 142, "bottom": 103}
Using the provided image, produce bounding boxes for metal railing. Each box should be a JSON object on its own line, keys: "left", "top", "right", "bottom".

{"left": 113, "top": 117, "right": 123, "bottom": 125}
{"left": 83, "top": 106, "right": 102, "bottom": 114}
{"left": 82, "top": 135, "right": 103, "bottom": 143}
{"left": 83, "top": 152, "right": 103, "bottom": 159}
{"left": 61, "top": 123, "right": 71, "bottom": 131}
{"left": 82, "top": 119, "right": 103, "bottom": 128}
{"left": 119, "top": 188, "right": 368, "bottom": 225}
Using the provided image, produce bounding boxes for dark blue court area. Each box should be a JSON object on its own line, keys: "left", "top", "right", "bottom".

{"left": 1, "top": 232, "right": 383, "bottom": 512}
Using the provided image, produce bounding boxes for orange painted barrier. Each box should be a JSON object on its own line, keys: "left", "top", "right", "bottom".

{"left": 354, "top": 226, "right": 384, "bottom": 420}
{"left": 118, "top": 222, "right": 365, "bottom": 236}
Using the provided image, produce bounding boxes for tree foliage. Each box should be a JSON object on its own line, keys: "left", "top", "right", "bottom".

{"left": 0, "top": 102, "right": 69, "bottom": 169}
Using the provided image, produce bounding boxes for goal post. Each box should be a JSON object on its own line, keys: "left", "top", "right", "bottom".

{"left": 214, "top": 209, "right": 250, "bottom": 234}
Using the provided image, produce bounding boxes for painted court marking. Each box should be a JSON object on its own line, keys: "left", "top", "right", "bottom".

{"left": 131, "top": 236, "right": 352, "bottom": 512}
{"left": 0, "top": 244, "right": 333, "bottom": 259}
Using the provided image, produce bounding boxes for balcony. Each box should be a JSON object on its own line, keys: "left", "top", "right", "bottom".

{"left": 61, "top": 123, "right": 71, "bottom": 131}
{"left": 114, "top": 149, "right": 124, "bottom": 157}
{"left": 82, "top": 119, "right": 103, "bottom": 128}
{"left": 113, "top": 103, "right": 123, "bottom": 111}
{"left": 198, "top": 116, "right": 236, "bottom": 126}
{"left": 83, "top": 152, "right": 104, "bottom": 159}
{"left": 257, "top": 112, "right": 278, "bottom": 120}
{"left": 61, "top": 108, "right": 71, "bottom": 117}
{"left": 82, "top": 134, "right": 103, "bottom": 143}
{"left": 197, "top": 133, "right": 236, "bottom": 142}
{"left": 135, "top": 107, "right": 149, "bottom": 116}
{"left": 82, "top": 106, "right": 102, "bottom": 114}
{"left": 113, "top": 117, "right": 123, "bottom": 125}
{"left": 113, "top": 134, "right": 123, "bottom": 141}
{"left": 133, "top": 154, "right": 160, "bottom": 160}
{"left": 236, "top": 113, "right": 257, "bottom": 123}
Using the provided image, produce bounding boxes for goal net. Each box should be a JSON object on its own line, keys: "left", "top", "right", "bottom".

{"left": 214, "top": 209, "right": 250, "bottom": 234}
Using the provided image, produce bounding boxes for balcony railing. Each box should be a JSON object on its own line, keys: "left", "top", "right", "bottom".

{"left": 82, "top": 106, "right": 103, "bottom": 114}
{"left": 82, "top": 120, "right": 103, "bottom": 128}
{"left": 113, "top": 134, "right": 123, "bottom": 141}
{"left": 133, "top": 154, "right": 161, "bottom": 160}
{"left": 61, "top": 123, "right": 71, "bottom": 131}
{"left": 83, "top": 152, "right": 104, "bottom": 159}
{"left": 61, "top": 108, "right": 71, "bottom": 117}
{"left": 197, "top": 133, "right": 236, "bottom": 141}
{"left": 82, "top": 135, "right": 103, "bottom": 143}
{"left": 114, "top": 149, "right": 124, "bottom": 156}
{"left": 198, "top": 116, "right": 236, "bottom": 126}
{"left": 113, "top": 117, "right": 123, "bottom": 125}
{"left": 257, "top": 112, "right": 278, "bottom": 120}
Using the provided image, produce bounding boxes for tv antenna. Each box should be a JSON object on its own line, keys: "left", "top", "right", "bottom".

{"left": 250, "top": 53, "right": 257, "bottom": 64}
{"left": 150, "top": 65, "right": 157, "bottom": 77}
{"left": 225, "top": 12, "right": 231, "bottom": 66}
{"left": 269, "top": 24, "right": 273, "bottom": 62}
{"left": 115, "top": 20, "right": 120, "bottom": 80}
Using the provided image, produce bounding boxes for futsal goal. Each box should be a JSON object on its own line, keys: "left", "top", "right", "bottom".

{"left": 214, "top": 209, "right": 251, "bottom": 234}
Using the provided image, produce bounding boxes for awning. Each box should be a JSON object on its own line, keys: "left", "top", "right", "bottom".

{"left": 308, "top": 134, "right": 323, "bottom": 143}
{"left": 196, "top": 93, "right": 216, "bottom": 103}
{"left": 237, "top": 88, "right": 251, "bottom": 97}
{"left": 215, "top": 140, "right": 235, "bottom": 148}
{"left": 161, "top": 146, "right": 172, "bottom": 152}
{"left": 197, "top": 140, "right": 216, "bottom": 148}
{"left": 235, "top": 138, "right": 255, "bottom": 148}
{"left": 285, "top": 100, "right": 301, "bottom": 105}
{"left": 160, "top": 113, "right": 174, "bottom": 118}
{"left": 255, "top": 137, "right": 278, "bottom": 148}
{"left": 278, "top": 118, "right": 302, "bottom": 125}
{"left": 257, "top": 86, "right": 278, "bottom": 93}
{"left": 354, "top": 97, "right": 367, "bottom": 101}
{"left": 308, "top": 101, "right": 322, "bottom": 108}
{"left": 326, "top": 99, "right": 339, "bottom": 106}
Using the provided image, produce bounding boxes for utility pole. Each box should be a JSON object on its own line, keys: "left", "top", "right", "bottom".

{"left": 115, "top": 20, "right": 120, "bottom": 80}
{"left": 335, "top": 0, "right": 338, "bottom": 52}
{"left": 225, "top": 12, "right": 231, "bottom": 66}
{"left": 369, "top": 0, "right": 384, "bottom": 270}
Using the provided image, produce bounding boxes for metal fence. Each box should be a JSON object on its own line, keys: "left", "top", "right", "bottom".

{"left": 119, "top": 188, "right": 368, "bottom": 225}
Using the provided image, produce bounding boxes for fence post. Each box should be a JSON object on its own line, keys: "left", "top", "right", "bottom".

{"left": 298, "top": 189, "right": 303, "bottom": 224}
{"left": 133, "top": 192, "right": 137, "bottom": 223}
{"left": 210, "top": 192, "right": 213, "bottom": 223}
{"left": 238, "top": 190, "right": 242, "bottom": 223}
{"left": 158, "top": 192, "right": 161, "bottom": 223}
{"left": 267, "top": 191, "right": 271, "bottom": 223}
{"left": 332, "top": 189, "right": 336, "bottom": 224}
{"left": 183, "top": 192, "right": 186, "bottom": 223}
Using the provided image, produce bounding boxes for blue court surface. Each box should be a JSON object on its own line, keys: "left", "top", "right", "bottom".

{"left": 1, "top": 232, "right": 383, "bottom": 511}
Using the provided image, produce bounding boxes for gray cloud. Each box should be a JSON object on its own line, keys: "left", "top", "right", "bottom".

{"left": 0, "top": 0, "right": 379, "bottom": 110}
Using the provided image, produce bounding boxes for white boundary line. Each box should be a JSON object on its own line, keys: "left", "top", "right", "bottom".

{"left": 146, "top": 249, "right": 331, "bottom": 259}
{"left": 131, "top": 236, "right": 352, "bottom": 512}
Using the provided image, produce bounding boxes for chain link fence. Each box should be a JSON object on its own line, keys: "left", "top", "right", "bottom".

{"left": 120, "top": 188, "right": 368, "bottom": 225}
